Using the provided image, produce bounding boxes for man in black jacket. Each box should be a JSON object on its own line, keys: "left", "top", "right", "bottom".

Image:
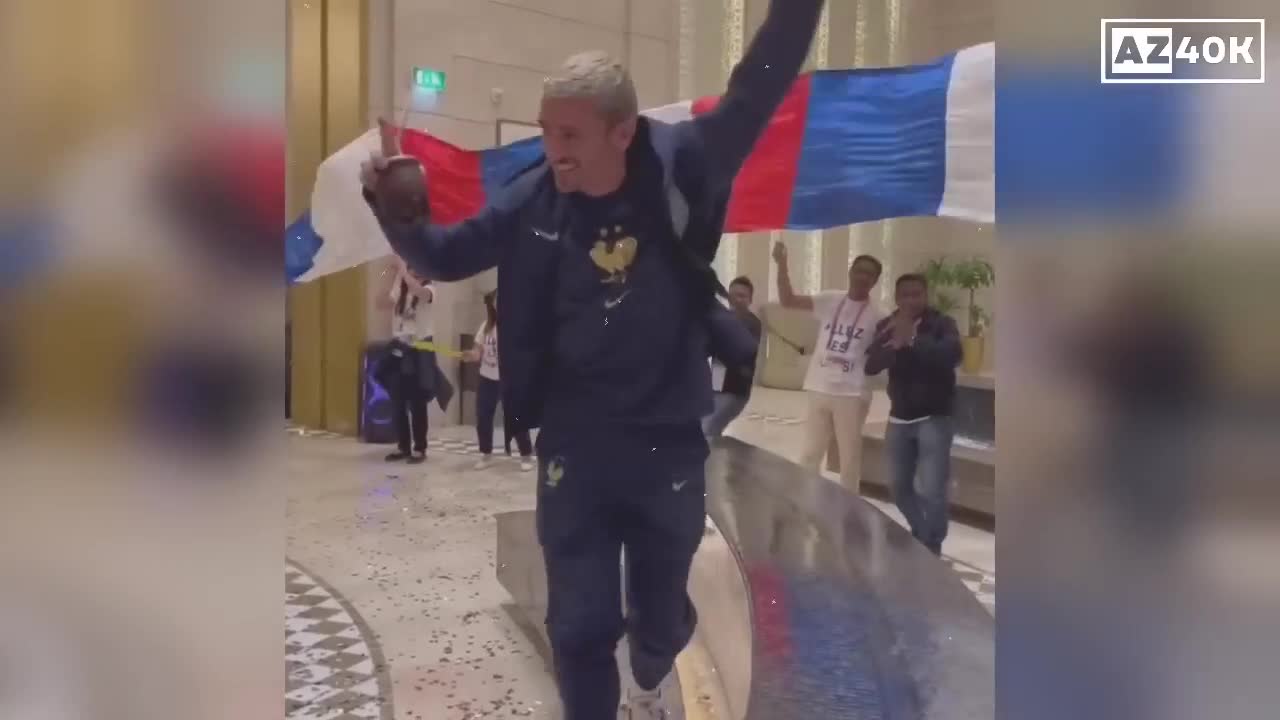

{"left": 703, "top": 276, "right": 762, "bottom": 438}
{"left": 363, "top": 1, "right": 827, "bottom": 716}
{"left": 865, "top": 273, "right": 963, "bottom": 555}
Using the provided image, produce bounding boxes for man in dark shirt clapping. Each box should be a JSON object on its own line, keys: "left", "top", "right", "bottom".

{"left": 704, "top": 276, "right": 762, "bottom": 438}
{"left": 865, "top": 273, "right": 962, "bottom": 555}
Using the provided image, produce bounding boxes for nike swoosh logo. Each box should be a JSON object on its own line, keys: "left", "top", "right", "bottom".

{"left": 672, "top": 480, "right": 689, "bottom": 492}
{"left": 532, "top": 228, "right": 559, "bottom": 242}
{"left": 603, "top": 290, "right": 632, "bottom": 310}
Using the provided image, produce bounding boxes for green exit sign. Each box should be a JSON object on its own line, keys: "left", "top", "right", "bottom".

{"left": 413, "top": 67, "right": 446, "bottom": 91}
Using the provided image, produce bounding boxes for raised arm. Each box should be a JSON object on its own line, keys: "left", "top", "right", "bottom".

{"left": 694, "top": 0, "right": 827, "bottom": 188}
{"left": 405, "top": 277, "right": 435, "bottom": 303}
{"left": 363, "top": 179, "right": 526, "bottom": 283}
{"left": 363, "top": 119, "right": 530, "bottom": 282}
{"left": 772, "top": 241, "right": 815, "bottom": 311}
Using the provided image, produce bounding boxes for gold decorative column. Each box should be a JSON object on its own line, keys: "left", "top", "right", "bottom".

{"left": 319, "top": 0, "right": 369, "bottom": 435}
{"left": 877, "top": 0, "right": 903, "bottom": 306}
{"left": 287, "top": 0, "right": 369, "bottom": 434}
{"left": 845, "top": 0, "right": 872, "bottom": 281}
{"left": 887, "top": 0, "right": 902, "bottom": 65}
{"left": 677, "top": 0, "right": 696, "bottom": 100}
{"left": 854, "top": 0, "right": 870, "bottom": 67}
{"left": 845, "top": 0, "right": 901, "bottom": 307}
{"left": 805, "top": 3, "right": 830, "bottom": 293}
{"left": 715, "top": 0, "right": 745, "bottom": 285}
{"left": 286, "top": 0, "right": 326, "bottom": 429}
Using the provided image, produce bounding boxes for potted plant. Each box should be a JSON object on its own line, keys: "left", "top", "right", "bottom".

{"left": 950, "top": 257, "right": 995, "bottom": 373}
{"left": 920, "top": 258, "right": 960, "bottom": 317}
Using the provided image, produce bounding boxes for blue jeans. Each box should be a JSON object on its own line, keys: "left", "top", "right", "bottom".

{"left": 702, "top": 392, "right": 749, "bottom": 438}
{"left": 475, "top": 377, "right": 532, "bottom": 457}
{"left": 885, "top": 416, "right": 954, "bottom": 555}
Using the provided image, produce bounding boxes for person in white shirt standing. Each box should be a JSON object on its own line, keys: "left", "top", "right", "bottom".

{"left": 463, "top": 290, "right": 534, "bottom": 471}
{"left": 772, "top": 242, "right": 883, "bottom": 494}
{"left": 378, "top": 257, "right": 435, "bottom": 463}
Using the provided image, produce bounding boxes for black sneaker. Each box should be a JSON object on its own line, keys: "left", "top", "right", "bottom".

{"left": 407, "top": 452, "right": 426, "bottom": 465}
{"left": 385, "top": 451, "right": 410, "bottom": 462}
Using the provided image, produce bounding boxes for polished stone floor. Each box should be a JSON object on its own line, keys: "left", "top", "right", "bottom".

{"left": 285, "top": 387, "right": 996, "bottom": 718}
{"left": 287, "top": 432, "right": 558, "bottom": 719}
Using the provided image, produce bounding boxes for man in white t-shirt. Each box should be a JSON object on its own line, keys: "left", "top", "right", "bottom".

{"left": 772, "top": 242, "right": 883, "bottom": 494}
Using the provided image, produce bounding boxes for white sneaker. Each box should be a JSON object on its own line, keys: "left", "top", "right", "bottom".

{"left": 622, "top": 685, "right": 667, "bottom": 720}
{"left": 473, "top": 455, "right": 493, "bottom": 471}
{"left": 519, "top": 458, "right": 535, "bottom": 472}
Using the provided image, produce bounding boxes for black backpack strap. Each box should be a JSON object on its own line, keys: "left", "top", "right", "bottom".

{"left": 648, "top": 121, "right": 730, "bottom": 299}
{"left": 647, "top": 121, "right": 757, "bottom": 372}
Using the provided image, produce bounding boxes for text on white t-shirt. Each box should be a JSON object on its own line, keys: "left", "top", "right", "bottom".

{"left": 802, "top": 291, "right": 882, "bottom": 397}
{"left": 476, "top": 323, "right": 500, "bottom": 381}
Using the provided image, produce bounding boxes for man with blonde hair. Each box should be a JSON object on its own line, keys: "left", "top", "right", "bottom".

{"left": 363, "top": 1, "right": 828, "bottom": 715}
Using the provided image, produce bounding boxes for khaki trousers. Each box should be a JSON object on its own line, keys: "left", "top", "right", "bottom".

{"left": 800, "top": 391, "right": 871, "bottom": 495}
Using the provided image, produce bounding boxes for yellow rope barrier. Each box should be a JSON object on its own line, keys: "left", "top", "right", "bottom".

{"left": 409, "top": 340, "right": 465, "bottom": 359}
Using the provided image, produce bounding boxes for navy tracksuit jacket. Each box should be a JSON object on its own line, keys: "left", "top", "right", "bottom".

{"left": 368, "top": 1, "right": 826, "bottom": 715}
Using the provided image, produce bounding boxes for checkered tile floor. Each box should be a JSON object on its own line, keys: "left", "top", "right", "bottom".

{"left": 286, "top": 563, "right": 391, "bottom": 720}
{"left": 287, "top": 424, "right": 521, "bottom": 459}
{"left": 428, "top": 435, "right": 485, "bottom": 457}
{"left": 427, "top": 434, "right": 537, "bottom": 462}
{"left": 287, "top": 426, "right": 344, "bottom": 440}
{"left": 944, "top": 557, "right": 996, "bottom": 615}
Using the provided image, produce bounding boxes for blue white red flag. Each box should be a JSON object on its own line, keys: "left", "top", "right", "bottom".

{"left": 292, "top": 42, "right": 993, "bottom": 283}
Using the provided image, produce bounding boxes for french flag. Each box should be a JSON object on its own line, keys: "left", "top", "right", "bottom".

{"left": 292, "top": 43, "right": 992, "bottom": 283}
